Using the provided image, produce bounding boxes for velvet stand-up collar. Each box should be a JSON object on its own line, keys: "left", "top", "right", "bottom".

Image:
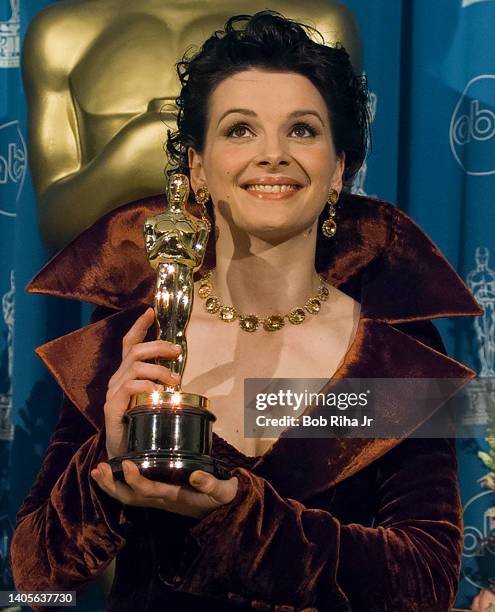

{"left": 27, "top": 193, "right": 482, "bottom": 501}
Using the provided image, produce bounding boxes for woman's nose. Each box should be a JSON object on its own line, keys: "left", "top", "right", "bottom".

{"left": 255, "top": 135, "right": 291, "bottom": 168}
{"left": 258, "top": 156, "right": 290, "bottom": 168}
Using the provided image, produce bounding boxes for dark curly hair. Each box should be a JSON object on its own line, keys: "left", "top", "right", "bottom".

{"left": 166, "top": 10, "right": 370, "bottom": 187}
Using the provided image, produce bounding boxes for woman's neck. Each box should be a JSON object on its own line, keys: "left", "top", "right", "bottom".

{"left": 210, "top": 222, "right": 322, "bottom": 316}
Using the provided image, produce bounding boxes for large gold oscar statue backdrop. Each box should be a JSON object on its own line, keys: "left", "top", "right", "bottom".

{"left": 22, "top": 0, "right": 362, "bottom": 253}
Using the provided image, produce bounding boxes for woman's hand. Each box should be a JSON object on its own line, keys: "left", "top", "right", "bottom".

{"left": 471, "top": 588, "right": 495, "bottom": 611}
{"left": 91, "top": 461, "right": 239, "bottom": 520}
{"left": 98, "top": 306, "right": 239, "bottom": 519}
{"left": 104, "top": 307, "right": 182, "bottom": 460}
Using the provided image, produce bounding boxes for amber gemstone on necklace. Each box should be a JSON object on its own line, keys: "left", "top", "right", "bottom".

{"left": 239, "top": 315, "right": 259, "bottom": 332}
{"left": 305, "top": 298, "right": 321, "bottom": 314}
{"left": 198, "top": 283, "right": 211, "bottom": 298}
{"left": 219, "top": 306, "right": 237, "bottom": 322}
{"left": 288, "top": 308, "right": 306, "bottom": 325}
{"left": 204, "top": 297, "right": 220, "bottom": 313}
{"left": 317, "top": 285, "right": 330, "bottom": 301}
{"left": 263, "top": 315, "right": 285, "bottom": 332}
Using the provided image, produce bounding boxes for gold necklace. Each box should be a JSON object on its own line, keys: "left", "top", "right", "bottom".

{"left": 198, "top": 270, "right": 331, "bottom": 332}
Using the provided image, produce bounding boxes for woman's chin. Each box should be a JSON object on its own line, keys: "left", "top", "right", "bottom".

{"left": 240, "top": 221, "right": 309, "bottom": 244}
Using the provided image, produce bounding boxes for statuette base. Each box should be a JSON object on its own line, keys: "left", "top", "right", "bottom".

{"left": 108, "top": 451, "right": 230, "bottom": 485}
{"left": 108, "top": 391, "right": 229, "bottom": 485}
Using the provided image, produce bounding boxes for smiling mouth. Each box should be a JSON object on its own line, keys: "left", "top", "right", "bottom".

{"left": 242, "top": 184, "right": 302, "bottom": 199}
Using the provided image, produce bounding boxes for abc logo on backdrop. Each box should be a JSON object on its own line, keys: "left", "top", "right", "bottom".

{"left": 462, "top": 490, "right": 495, "bottom": 590}
{"left": 450, "top": 75, "right": 495, "bottom": 176}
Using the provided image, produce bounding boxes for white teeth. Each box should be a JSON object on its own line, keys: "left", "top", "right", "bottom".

{"left": 245, "top": 184, "right": 298, "bottom": 193}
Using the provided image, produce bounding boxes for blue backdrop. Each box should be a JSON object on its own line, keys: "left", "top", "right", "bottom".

{"left": 1, "top": 1, "right": 494, "bottom": 609}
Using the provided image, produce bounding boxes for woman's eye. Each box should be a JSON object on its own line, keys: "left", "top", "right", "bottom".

{"left": 226, "top": 124, "right": 253, "bottom": 138}
{"left": 290, "top": 123, "right": 318, "bottom": 138}
{"left": 224, "top": 122, "right": 318, "bottom": 139}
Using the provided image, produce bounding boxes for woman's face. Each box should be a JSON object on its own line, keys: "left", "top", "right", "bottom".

{"left": 188, "top": 69, "right": 344, "bottom": 243}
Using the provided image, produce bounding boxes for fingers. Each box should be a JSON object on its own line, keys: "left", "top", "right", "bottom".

{"left": 108, "top": 308, "right": 182, "bottom": 392}
{"left": 117, "top": 462, "right": 220, "bottom": 518}
{"left": 105, "top": 379, "right": 161, "bottom": 408}
{"left": 472, "top": 593, "right": 480, "bottom": 610}
{"left": 121, "top": 460, "right": 181, "bottom": 501}
{"left": 477, "top": 590, "right": 495, "bottom": 611}
{"left": 121, "top": 340, "right": 182, "bottom": 372}
{"left": 121, "top": 307, "right": 155, "bottom": 360}
{"left": 91, "top": 462, "right": 137, "bottom": 505}
{"left": 109, "top": 335, "right": 181, "bottom": 395}
{"left": 470, "top": 590, "right": 495, "bottom": 611}
{"left": 91, "top": 461, "right": 166, "bottom": 508}
{"left": 91, "top": 461, "right": 235, "bottom": 518}
{"left": 189, "top": 470, "right": 239, "bottom": 505}
{"left": 92, "top": 461, "right": 189, "bottom": 509}
{"left": 104, "top": 309, "right": 184, "bottom": 460}
{"left": 107, "top": 362, "right": 180, "bottom": 401}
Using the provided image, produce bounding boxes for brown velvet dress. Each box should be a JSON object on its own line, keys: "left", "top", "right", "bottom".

{"left": 10, "top": 193, "right": 482, "bottom": 611}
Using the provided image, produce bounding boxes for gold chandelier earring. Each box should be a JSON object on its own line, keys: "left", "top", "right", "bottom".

{"left": 322, "top": 188, "right": 340, "bottom": 238}
{"left": 194, "top": 185, "right": 211, "bottom": 227}
{"left": 195, "top": 185, "right": 210, "bottom": 207}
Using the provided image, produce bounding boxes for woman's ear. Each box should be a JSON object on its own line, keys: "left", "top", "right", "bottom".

{"left": 188, "top": 147, "right": 207, "bottom": 192}
{"left": 331, "top": 152, "right": 346, "bottom": 193}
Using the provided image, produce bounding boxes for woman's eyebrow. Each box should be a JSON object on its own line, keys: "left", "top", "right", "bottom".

{"left": 216, "top": 108, "right": 325, "bottom": 128}
{"left": 216, "top": 108, "right": 257, "bottom": 127}
{"left": 288, "top": 110, "right": 325, "bottom": 126}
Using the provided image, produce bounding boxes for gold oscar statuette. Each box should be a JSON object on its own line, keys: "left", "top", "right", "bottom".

{"left": 108, "top": 174, "right": 229, "bottom": 484}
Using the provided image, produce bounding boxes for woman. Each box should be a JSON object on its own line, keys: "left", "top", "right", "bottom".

{"left": 11, "top": 11, "right": 482, "bottom": 612}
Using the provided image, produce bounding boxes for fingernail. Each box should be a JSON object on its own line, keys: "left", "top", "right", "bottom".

{"left": 173, "top": 344, "right": 182, "bottom": 353}
{"left": 92, "top": 465, "right": 103, "bottom": 478}
{"left": 171, "top": 373, "right": 180, "bottom": 382}
{"left": 192, "top": 474, "right": 206, "bottom": 486}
